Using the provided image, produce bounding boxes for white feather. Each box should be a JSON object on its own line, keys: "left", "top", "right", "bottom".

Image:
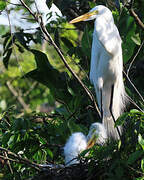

{"left": 64, "top": 132, "right": 87, "bottom": 166}
{"left": 87, "top": 123, "right": 107, "bottom": 145}
{"left": 89, "top": 5, "right": 127, "bottom": 140}
{"left": 64, "top": 123, "right": 107, "bottom": 166}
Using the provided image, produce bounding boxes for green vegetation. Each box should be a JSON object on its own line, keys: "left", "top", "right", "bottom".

{"left": 0, "top": 0, "right": 144, "bottom": 179}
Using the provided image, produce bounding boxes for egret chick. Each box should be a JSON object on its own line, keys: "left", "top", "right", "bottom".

{"left": 87, "top": 122, "right": 107, "bottom": 148}
{"left": 64, "top": 123, "right": 107, "bottom": 166}
{"left": 64, "top": 132, "right": 87, "bottom": 166}
{"left": 70, "top": 5, "right": 128, "bottom": 140}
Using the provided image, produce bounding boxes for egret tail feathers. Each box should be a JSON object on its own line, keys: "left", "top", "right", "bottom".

{"left": 103, "top": 116, "right": 122, "bottom": 140}
{"left": 102, "top": 79, "right": 128, "bottom": 140}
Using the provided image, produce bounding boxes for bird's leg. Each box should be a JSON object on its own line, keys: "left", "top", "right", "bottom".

{"left": 109, "top": 84, "right": 121, "bottom": 139}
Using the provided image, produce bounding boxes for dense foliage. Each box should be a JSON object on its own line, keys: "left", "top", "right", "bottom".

{"left": 0, "top": 0, "right": 144, "bottom": 179}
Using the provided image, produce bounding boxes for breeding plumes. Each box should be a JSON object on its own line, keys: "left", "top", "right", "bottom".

{"left": 64, "top": 123, "right": 107, "bottom": 166}
{"left": 70, "top": 5, "right": 127, "bottom": 140}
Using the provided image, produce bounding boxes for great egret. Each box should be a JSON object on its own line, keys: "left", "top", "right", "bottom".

{"left": 64, "top": 123, "right": 107, "bottom": 166}
{"left": 69, "top": 5, "right": 127, "bottom": 140}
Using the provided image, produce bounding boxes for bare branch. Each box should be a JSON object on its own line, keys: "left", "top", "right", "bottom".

{"left": 23, "top": 81, "right": 38, "bottom": 97}
{"left": 0, "top": 146, "right": 65, "bottom": 171}
{"left": 129, "top": 8, "right": 144, "bottom": 30}
{"left": 3, "top": 152, "right": 13, "bottom": 174}
{"left": 123, "top": 71, "right": 144, "bottom": 109}
{"left": 19, "top": 0, "right": 101, "bottom": 117}
{"left": 6, "top": 81, "right": 30, "bottom": 112}
{"left": 0, "top": 147, "right": 40, "bottom": 170}
{"left": 127, "top": 39, "right": 144, "bottom": 75}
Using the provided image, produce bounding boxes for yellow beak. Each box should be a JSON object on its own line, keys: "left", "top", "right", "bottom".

{"left": 86, "top": 133, "right": 98, "bottom": 149}
{"left": 69, "top": 10, "right": 98, "bottom": 24}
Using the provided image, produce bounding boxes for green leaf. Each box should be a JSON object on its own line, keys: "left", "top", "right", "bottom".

{"left": 130, "top": 109, "right": 142, "bottom": 114}
{"left": 15, "top": 43, "right": 24, "bottom": 53}
{"left": 0, "top": 1, "right": 6, "bottom": 10}
{"left": 88, "top": 2, "right": 96, "bottom": 8}
{"left": 54, "top": 28, "right": 60, "bottom": 48}
{"left": 61, "top": 37, "right": 74, "bottom": 49}
{"left": 3, "top": 34, "right": 12, "bottom": 55}
{"left": 127, "top": 150, "right": 143, "bottom": 165}
{"left": 33, "top": 149, "right": 47, "bottom": 163}
{"left": 134, "top": 177, "right": 144, "bottom": 180}
{"left": 81, "top": 25, "right": 92, "bottom": 59}
{"left": 47, "top": 148, "right": 53, "bottom": 159}
{"left": 138, "top": 134, "right": 144, "bottom": 150}
{"left": 119, "top": 12, "right": 136, "bottom": 63}
{"left": 80, "top": 149, "right": 90, "bottom": 157}
{"left": 30, "top": 49, "right": 53, "bottom": 71}
{"left": 7, "top": 135, "right": 15, "bottom": 146}
{"left": 2, "top": 131, "right": 11, "bottom": 147}
{"left": 115, "top": 112, "right": 129, "bottom": 126}
{"left": 46, "top": 0, "right": 53, "bottom": 9}
{"left": 131, "top": 33, "right": 141, "bottom": 46}
{"left": 3, "top": 48, "right": 12, "bottom": 69}
{"left": 14, "top": 32, "right": 29, "bottom": 50}
{"left": 25, "top": 49, "right": 72, "bottom": 103}
{"left": 141, "top": 159, "right": 144, "bottom": 172}
{"left": 68, "top": 119, "right": 84, "bottom": 134}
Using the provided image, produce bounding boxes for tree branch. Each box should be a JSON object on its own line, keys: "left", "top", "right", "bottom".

{"left": 19, "top": 0, "right": 101, "bottom": 117}
{"left": 0, "top": 147, "right": 41, "bottom": 171}
{"left": 0, "top": 146, "right": 65, "bottom": 171}
{"left": 127, "top": 39, "right": 144, "bottom": 75}
{"left": 6, "top": 81, "right": 30, "bottom": 112}
{"left": 129, "top": 8, "right": 144, "bottom": 30}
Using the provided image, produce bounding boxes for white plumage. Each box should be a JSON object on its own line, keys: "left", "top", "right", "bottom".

{"left": 64, "top": 123, "right": 107, "bottom": 166}
{"left": 87, "top": 122, "right": 107, "bottom": 146}
{"left": 64, "top": 132, "right": 87, "bottom": 166}
{"left": 70, "top": 5, "right": 127, "bottom": 140}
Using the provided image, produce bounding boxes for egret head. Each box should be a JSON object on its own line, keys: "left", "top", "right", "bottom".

{"left": 86, "top": 123, "right": 107, "bottom": 149}
{"left": 69, "top": 5, "right": 112, "bottom": 24}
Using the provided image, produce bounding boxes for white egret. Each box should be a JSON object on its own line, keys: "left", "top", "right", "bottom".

{"left": 64, "top": 123, "right": 107, "bottom": 166}
{"left": 69, "top": 5, "right": 127, "bottom": 140}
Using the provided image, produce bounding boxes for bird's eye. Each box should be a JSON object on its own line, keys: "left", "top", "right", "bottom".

{"left": 93, "top": 10, "right": 98, "bottom": 15}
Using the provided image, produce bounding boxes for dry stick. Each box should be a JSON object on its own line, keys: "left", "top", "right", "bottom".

{"left": 0, "top": 147, "right": 41, "bottom": 171}
{"left": 6, "top": 81, "right": 30, "bottom": 111}
{"left": 0, "top": 147, "right": 65, "bottom": 170}
{"left": 129, "top": 8, "right": 144, "bottom": 30}
{"left": 127, "top": 39, "right": 144, "bottom": 76}
{"left": 19, "top": 0, "right": 101, "bottom": 117}
{"left": 123, "top": 71, "right": 144, "bottom": 108}
{"left": 23, "top": 81, "right": 38, "bottom": 97}
{"left": 3, "top": 151, "right": 13, "bottom": 174}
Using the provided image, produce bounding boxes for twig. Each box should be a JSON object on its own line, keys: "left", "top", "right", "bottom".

{"left": 129, "top": 8, "right": 144, "bottom": 30}
{"left": 19, "top": 0, "right": 101, "bottom": 117}
{"left": 123, "top": 71, "right": 144, "bottom": 110}
{"left": 3, "top": 152, "right": 13, "bottom": 174}
{"left": 0, "top": 147, "right": 65, "bottom": 171}
{"left": 128, "top": 165, "right": 144, "bottom": 176}
{"left": 23, "top": 81, "right": 38, "bottom": 97}
{"left": 6, "top": 81, "right": 30, "bottom": 112}
{"left": 6, "top": 0, "right": 22, "bottom": 6}
{"left": 0, "top": 147, "right": 41, "bottom": 170}
{"left": 0, "top": 155, "right": 18, "bottom": 163}
{"left": 125, "top": 0, "right": 144, "bottom": 30}
{"left": 127, "top": 39, "right": 144, "bottom": 75}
